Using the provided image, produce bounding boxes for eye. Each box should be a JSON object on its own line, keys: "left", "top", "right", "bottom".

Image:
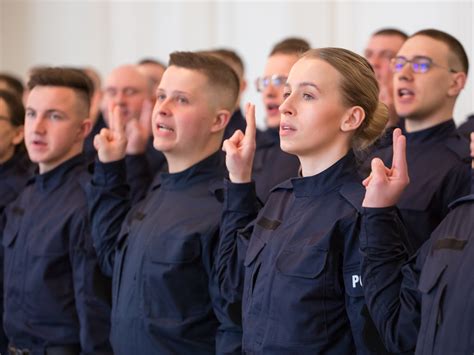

{"left": 303, "top": 93, "right": 314, "bottom": 101}
{"left": 105, "top": 88, "right": 116, "bottom": 97}
{"left": 156, "top": 93, "right": 166, "bottom": 101}
{"left": 282, "top": 91, "right": 291, "bottom": 99}
{"left": 25, "top": 110, "right": 35, "bottom": 119}
{"left": 176, "top": 95, "right": 189, "bottom": 104}
{"left": 124, "top": 88, "right": 139, "bottom": 96}
{"left": 49, "top": 112, "right": 63, "bottom": 121}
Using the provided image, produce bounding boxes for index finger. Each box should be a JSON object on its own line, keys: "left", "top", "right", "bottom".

{"left": 391, "top": 128, "right": 408, "bottom": 177}
{"left": 108, "top": 101, "right": 125, "bottom": 136}
{"left": 243, "top": 102, "right": 256, "bottom": 144}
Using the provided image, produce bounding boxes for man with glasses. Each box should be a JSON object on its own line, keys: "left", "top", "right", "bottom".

{"left": 252, "top": 38, "right": 310, "bottom": 201}
{"left": 367, "top": 29, "right": 471, "bottom": 252}
{"left": 101, "top": 64, "right": 167, "bottom": 201}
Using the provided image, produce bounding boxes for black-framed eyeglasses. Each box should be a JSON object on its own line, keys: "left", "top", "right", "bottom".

{"left": 390, "top": 56, "right": 458, "bottom": 74}
{"left": 255, "top": 75, "right": 287, "bottom": 92}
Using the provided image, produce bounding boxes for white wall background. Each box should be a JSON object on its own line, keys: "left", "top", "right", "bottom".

{"left": 1, "top": 0, "right": 472, "bottom": 128}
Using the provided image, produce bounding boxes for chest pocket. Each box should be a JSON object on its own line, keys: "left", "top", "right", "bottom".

{"left": 29, "top": 226, "right": 69, "bottom": 257}
{"left": 148, "top": 237, "right": 201, "bottom": 264}
{"left": 276, "top": 246, "right": 327, "bottom": 279}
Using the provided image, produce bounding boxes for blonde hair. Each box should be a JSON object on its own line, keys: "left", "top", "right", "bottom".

{"left": 302, "top": 48, "right": 388, "bottom": 151}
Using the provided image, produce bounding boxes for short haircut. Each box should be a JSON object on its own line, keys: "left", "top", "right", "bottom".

{"left": 270, "top": 37, "right": 311, "bottom": 56}
{"left": 208, "top": 48, "right": 245, "bottom": 75}
{"left": 27, "top": 67, "right": 93, "bottom": 117}
{"left": 168, "top": 51, "right": 240, "bottom": 111}
{"left": 0, "top": 73, "right": 24, "bottom": 98}
{"left": 372, "top": 28, "right": 408, "bottom": 40}
{"left": 0, "top": 89, "right": 25, "bottom": 127}
{"left": 138, "top": 58, "right": 167, "bottom": 69}
{"left": 412, "top": 28, "right": 469, "bottom": 74}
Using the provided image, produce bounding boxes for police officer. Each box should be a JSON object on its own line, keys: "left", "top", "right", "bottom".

{"left": 218, "top": 48, "right": 389, "bottom": 353}
{"left": 360, "top": 129, "right": 474, "bottom": 354}
{"left": 365, "top": 29, "right": 471, "bottom": 252}
{"left": 88, "top": 52, "right": 242, "bottom": 354}
{"left": 0, "top": 68, "right": 112, "bottom": 355}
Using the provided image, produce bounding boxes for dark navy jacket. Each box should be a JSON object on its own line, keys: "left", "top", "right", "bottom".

{"left": 0, "top": 150, "right": 35, "bottom": 213}
{"left": 0, "top": 155, "right": 112, "bottom": 354}
{"left": 360, "top": 194, "right": 474, "bottom": 354}
{"left": 87, "top": 151, "right": 241, "bottom": 355}
{"left": 367, "top": 120, "right": 470, "bottom": 251}
{"left": 252, "top": 127, "right": 300, "bottom": 202}
{"left": 218, "top": 152, "right": 388, "bottom": 354}
{"left": 0, "top": 150, "right": 35, "bottom": 353}
{"left": 457, "top": 113, "right": 474, "bottom": 140}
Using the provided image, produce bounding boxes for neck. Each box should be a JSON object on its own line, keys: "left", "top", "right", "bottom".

{"left": 404, "top": 105, "right": 454, "bottom": 133}
{"left": 165, "top": 140, "right": 220, "bottom": 174}
{"left": 298, "top": 143, "right": 350, "bottom": 177}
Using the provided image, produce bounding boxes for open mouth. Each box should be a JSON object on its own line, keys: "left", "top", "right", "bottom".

{"left": 157, "top": 123, "right": 174, "bottom": 132}
{"left": 266, "top": 103, "right": 280, "bottom": 116}
{"left": 398, "top": 88, "right": 414, "bottom": 99}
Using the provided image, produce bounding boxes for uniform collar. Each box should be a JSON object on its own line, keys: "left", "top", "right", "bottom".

{"left": 30, "top": 154, "right": 86, "bottom": 192}
{"left": 283, "top": 151, "right": 358, "bottom": 198}
{"left": 404, "top": 119, "right": 456, "bottom": 145}
{"left": 153, "top": 150, "right": 225, "bottom": 190}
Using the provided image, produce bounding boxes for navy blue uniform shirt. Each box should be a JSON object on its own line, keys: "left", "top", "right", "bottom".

{"left": 218, "top": 151, "right": 388, "bottom": 354}
{"left": 365, "top": 120, "right": 470, "bottom": 251}
{"left": 87, "top": 151, "right": 241, "bottom": 355}
{"left": 0, "top": 154, "right": 112, "bottom": 354}
{"left": 457, "top": 113, "right": 474, "bottom": 140}
{"left": 360, "top": 194, "right": 474, "bottom": 354}
{"left": 252, "top": 127, "right": 300, "bottom": 202}
{"left": 0, "top": 150, "right": 35, "bottom": 213}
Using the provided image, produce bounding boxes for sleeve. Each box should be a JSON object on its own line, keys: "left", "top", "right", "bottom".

{"left": 203, "top": 227, "right": 243, "bottom": 355}
{"left": 216, "top": 179, "right": 261, "bottom": 303}
{"left": 125, "top": 154, "right": 153, "bottom": 204}
{"left": 86, "top": 159, "right": 131, "bottom": 276}
{"left": 70, "top": 211, "right": 113, "bottom": 355}
{"left": 438, "top": 162, "right": 471, "bottom": 217}
{"left": 359, "top": 206, "right": 428, "bottom": 353}
{"left": 471, "top": 169, "right": 474, "bottom": 194}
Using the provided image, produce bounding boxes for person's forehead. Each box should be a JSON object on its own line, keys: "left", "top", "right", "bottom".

{"left": 27, "top": 86, "right": 77, "bottom": 109}
{"left": 159, "top": 66, "right": 208, "bottom": 92}
{"left": 398, "top": 35, "right": 449, "bottom": 61}
{"left": 367, "top": 34, "right": 405, "bottom": 51}
{"left": 264, "top": 54, "right": 299, "bottom": 76}
{"left": 106, "top": 67, "right": 147, "bottom": 88}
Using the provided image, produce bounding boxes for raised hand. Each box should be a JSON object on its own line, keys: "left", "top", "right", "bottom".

{"left": 222, "top": 103, "right": 257, "bottom": 183}
{"left": 94, "top": 103, "right": 128, "bottom": 163}
{"left": 125, "top": 99, "right": 153, "bottom": 155}
{"left": 362, "top": 128, "right": 410, "bottom": 208}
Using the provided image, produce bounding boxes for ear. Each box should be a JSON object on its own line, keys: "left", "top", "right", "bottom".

{"left": 11, "top": 125, "right": 24, "bottom": 146}
{"left": 340, "top": 106, "right": 365, "bottom": 132}
{"left": 240, "top": 79, "right": 247, "bottom": 94}
{"left": 210, "top": 110, "right": 231, "bottom": 133}
{"left": 79, "top": 117, "right": 93, "bottom": 139}
{"left": 447, "top": 71, "right": 467, "bottom": 97}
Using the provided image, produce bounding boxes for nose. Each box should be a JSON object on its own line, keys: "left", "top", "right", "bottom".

{"left": 31, "top": 116, "right": 46, "bottom": 134}
{"left": 157, "top": 97, "right": 171, "bottom": 117}
{"left": 396, "top": 62, "right": 413, "bottom": 82}
{"left": 279, "top": 94, "right": 295, "bottom": 117}
{"left": 263, "top": 84, "right": 277, "bottom": 98}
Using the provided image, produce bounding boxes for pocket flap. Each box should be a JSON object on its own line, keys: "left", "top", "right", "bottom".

{"left": 276, "top": 247, "right": 327, "bottom": 279}
{"left": 244, "top": 235, "right": 266, "bottom": 267}
{"left": 418, "top": 262, "right": 447, "bottom": 293}
{"left": 149, "top": 237, "right": 201, "bottom": 264}
{"left": 2, "top": 220, "right": 19, "bottom": 248}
